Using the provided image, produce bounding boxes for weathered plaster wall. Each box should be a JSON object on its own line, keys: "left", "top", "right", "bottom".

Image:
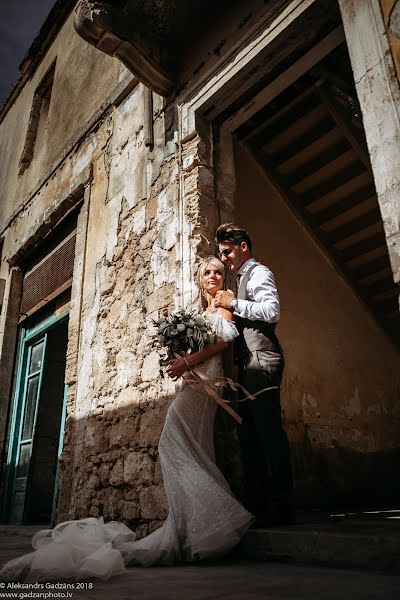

{"left": 0, "top": 10, "right": 124, "bottom": 497}
{"left": 55, "top": 84, "right": 186, "bottom": 536}
{"left": 339, "top": 0, "right": 400, "bottom": 296}
{"left": 234, "top": 141, "right": 400, "bottom": 505}
{"left": 0, "top": 1, "right": 215, "bottom": 529}
{"left": 3, "top": 0, "right": 400, "bottom": 526}
{"left": 0, "top": 35, "right": 187, "bottom": 530}
{"left": 0, "top": 14, "right": 122, "bottom": 231}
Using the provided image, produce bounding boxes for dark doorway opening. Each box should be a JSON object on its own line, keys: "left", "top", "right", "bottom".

{"left": 24, "top": 317, "right": 68, "bottom": 523}
{"left": 6, "top": 313, "right": 69, "bottom": 525}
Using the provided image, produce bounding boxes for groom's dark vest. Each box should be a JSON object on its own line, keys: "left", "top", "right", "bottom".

{"left": 234, "top": 263, "right": 282, "bottom": 359}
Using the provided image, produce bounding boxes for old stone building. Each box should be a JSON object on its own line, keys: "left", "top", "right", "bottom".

{"left": 0, "top": 0, "right": 399, "bottom": 534}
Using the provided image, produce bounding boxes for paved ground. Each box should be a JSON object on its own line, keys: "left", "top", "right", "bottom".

{"left": 1, "top": 530, "right": 400, "bottom": 600}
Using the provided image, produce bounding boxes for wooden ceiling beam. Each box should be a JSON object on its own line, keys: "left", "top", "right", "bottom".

{"left": 314, "top": 81, "right": 372, "bottom": 171}
{"left": 262, "top": 104, "right": 328, "bottom": 153}
{"left": 300, "top": 161, "right": 366, "bottom": 206}
{"left": 224, "top": 25, "right": 345, "bottom": 131}
{"left": 285, "top": 140, "right": 350, "bottom": 187}
{"left": 293, "top": 149, "right": 356, "bottom": 194}
{"left": 362, "top": 277, "right": 396, "bottom": 297}
{"left": 350, "top": 255, "right": 391, "bottom": 280}
{"left": 383, "top": 310, "right": 400, "bottom": 321}
{"left": 371, "top": 296, "right": 399, "bottom": 314}
{"left": 238, "top": 86, "right": 316, "bottom": 142}
{"left": 371, "top": 287, "right": 399, "bottom": 301}
{"left": 340, "top": 233, "right": 386, "bottom": 262}
{"left": 271, "top": 119, "right": 335, "bottom": 165}
{"left": 325, "top": 207, "right": 382, "bottom": 243}
{"left": 280, "top": 129, "right": 346, "bottom": 177}
{"left": 312, "top": 184, "right": 376, "bottom": 224}
{"left": 257, "top": 100, "right": 323, "bottom": 150}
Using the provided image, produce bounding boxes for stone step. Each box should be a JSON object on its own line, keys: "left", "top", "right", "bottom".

{"left": 236, "top": 517, "right": 400, "bottom": 573}
{"left": 2, "top": 512, "right": 400, "bottom": 574}
{"left": 0, "top": 525, "right": 44, "bottom": 537}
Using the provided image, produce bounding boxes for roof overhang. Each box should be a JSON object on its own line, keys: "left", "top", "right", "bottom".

{"left": 73, "top": 0, "right": 174, "bottom": 96}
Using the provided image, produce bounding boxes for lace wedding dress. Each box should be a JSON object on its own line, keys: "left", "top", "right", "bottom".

{"left": 0, "top": 313, "right": 253, "bottom": 582}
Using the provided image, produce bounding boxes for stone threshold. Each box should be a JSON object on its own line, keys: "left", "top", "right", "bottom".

{"left": 1, "top": 510, "right": 400, "bottom": 573}
{"left": 235, "top": 510, "right": 400, "bottom": 573}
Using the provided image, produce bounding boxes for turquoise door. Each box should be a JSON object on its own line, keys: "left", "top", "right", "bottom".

{"left": 11, "top": 336, "right": 46, "bottom": 523}
{"left": 6, "top": 313, "right": 69, "bottom": 524}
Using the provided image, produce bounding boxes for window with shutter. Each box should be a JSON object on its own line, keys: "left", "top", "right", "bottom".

{"left": 20, "top": 231, "right": 76, "bottom": 320}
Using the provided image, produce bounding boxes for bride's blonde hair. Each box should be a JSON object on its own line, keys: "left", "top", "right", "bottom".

{"left": 197, "top": 256, "right": 227, "bottom": 308}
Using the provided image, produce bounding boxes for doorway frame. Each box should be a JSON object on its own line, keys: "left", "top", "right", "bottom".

{"left": 5, "top": 311, "right": 69, "bottom": 524}
{"left": 176, "top": 0, "right": 400, "bottom": 300}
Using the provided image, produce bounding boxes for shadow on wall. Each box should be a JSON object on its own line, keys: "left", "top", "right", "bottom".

{"left": 54, "top": 391, "right": 245, "bottom": 536}
{"left": 55, "top": 389, "right": 400, "bottom": 531}
{"left": 287, "top": 418, "right": 400, "bottom": 508}
{"left": 233, "top": 140, "right": 400, "bottom": 509}
{"left": 3, "top": 388, "right": 400, "bottom": 530}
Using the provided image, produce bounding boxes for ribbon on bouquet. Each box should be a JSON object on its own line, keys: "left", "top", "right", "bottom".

{"left": 178, "top": 357, "right": 278, "bottom": 425}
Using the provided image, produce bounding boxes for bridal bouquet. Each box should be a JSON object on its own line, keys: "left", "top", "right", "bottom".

{"left": 151, "top": 309, "right": 217, "bottom": 362}
{"left": 151, "top": 309, "right": 273, "bottom": 425}
{"left": 151, "top": 308, "right": 243, "bottom": 423}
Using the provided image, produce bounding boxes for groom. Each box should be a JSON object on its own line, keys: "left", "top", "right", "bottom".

{"left": 214, "top": 222, "right": 294, "bottom": 527}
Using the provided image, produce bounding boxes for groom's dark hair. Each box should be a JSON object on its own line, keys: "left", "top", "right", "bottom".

{"left": 215, "top": 223, "right": 252, "bottom": 253}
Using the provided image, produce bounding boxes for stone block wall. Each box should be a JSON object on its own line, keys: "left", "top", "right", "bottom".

{"left": 58, "top": 85, "right": 184, "bottom": 536}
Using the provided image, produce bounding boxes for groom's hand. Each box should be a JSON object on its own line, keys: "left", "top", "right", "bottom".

{"left": 214, "top": 289, "right": 235, "bottom": 309}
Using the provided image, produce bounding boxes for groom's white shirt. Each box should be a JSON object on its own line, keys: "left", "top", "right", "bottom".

{"left": 233, "top": 258, "right": 280, "bottom": 323}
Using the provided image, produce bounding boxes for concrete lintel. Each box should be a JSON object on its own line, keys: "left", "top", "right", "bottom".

{"left": 179, "top": 0, "right": 318, "bottom": 139}
{"left": 7, "top": 165, "right": 92, "bottom": 267}
{"left": 223, "top": 25, "right": 344, "bottom": 132}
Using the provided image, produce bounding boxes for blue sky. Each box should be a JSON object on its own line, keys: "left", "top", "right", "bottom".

{"left": 0, "top": 0, "right": 56, "bottom": 105}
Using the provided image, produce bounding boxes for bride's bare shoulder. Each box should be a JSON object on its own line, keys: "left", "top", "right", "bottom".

{"left": 216, "top": 307, "right": 234, "bottom": 321}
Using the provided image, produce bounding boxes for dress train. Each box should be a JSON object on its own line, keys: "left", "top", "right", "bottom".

{"left": 0, "top": 314, "right": 253, "bottom": 581}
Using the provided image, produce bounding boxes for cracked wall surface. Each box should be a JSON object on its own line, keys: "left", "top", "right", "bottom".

{"left": 234, "top": 141, "right": 400, "bottom": 505}
{"left": 0, "top": 11, "right": 186, "bottom": 531}
{"left": 1, "top": 1, "right": 400, "bottom": 526}
{"left": 0, "top": 15, "right": 123, "bottom": 236}
{"left": 56, "top": 85, "right": 185, "bottom": 533}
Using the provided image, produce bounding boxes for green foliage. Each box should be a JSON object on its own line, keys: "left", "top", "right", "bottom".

{"left": 151, "top": 309, "right": 216, "bottom": 365}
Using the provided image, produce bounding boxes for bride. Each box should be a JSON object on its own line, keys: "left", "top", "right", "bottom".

{"left": 0, "top": 256, "right": 253, "bottom": 582}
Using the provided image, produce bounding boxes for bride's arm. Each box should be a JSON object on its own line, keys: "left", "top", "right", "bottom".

{"left": 166, "top": 305, "right": 236, "bottom": 380}
{"left": 165, "top": 306, "right": 234, "bottom": 380}
{"left": 165, "top": 337, "right": 229, "bottom": 381}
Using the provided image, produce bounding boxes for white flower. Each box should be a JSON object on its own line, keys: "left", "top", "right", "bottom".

{"left": 169, "top": 329, "right": 179, "bottom": 336}
{"left": 187, "top": 328, "right": 194, "bottom": 337}
{"left": 177, "top": 323, "right": 186, "bottom": 332}
{"left": 194, "top": 316, "right": 205, "bottom": 326}
{"left": 188, "top": 319, "right": 195, "bottom": 327}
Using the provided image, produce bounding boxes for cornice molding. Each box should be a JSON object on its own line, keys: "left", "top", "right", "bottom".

{"left": 73, "top": 0, "right": 173, "bottom": 96}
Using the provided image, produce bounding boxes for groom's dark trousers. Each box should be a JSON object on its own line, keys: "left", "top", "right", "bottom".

{"left": 235, "top": 265, "right": 293, "bottom": 517}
